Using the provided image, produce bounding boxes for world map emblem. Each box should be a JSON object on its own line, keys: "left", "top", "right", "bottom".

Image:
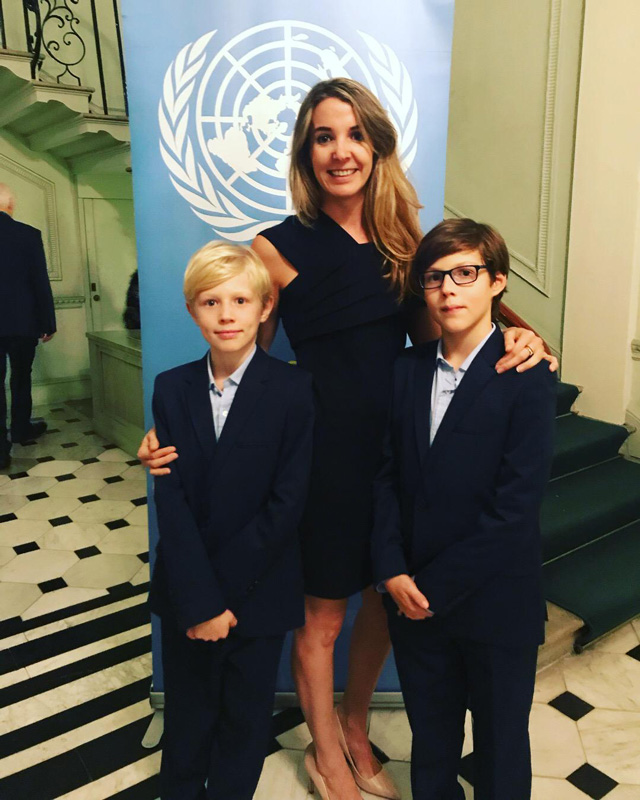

{"left": 159, "top": 21, "right": 418, "bottom": 242}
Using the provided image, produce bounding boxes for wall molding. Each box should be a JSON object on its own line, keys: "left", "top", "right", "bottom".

{"left": 53, "top": 295, "right": 86, "bottom": 309}
{"left": 0, "top": 152, "right": 62, "bottom": 280}
{"left": 446, "top": 0, "right": 564, "bottom": 298}
{"left": 531, "top": 0, "right": 563, "bottom": 295}
{"left": 32, "top": 374, "right": 91, "bottom": 405}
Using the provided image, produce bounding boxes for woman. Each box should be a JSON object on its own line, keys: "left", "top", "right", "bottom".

{"left": 140, "top": 78, "right": 553, "bottom": 800}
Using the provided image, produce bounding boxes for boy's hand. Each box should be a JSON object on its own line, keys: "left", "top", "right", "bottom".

{"left": 138, "top": 426, "right": 179, "bottom": 475}
{"left": 187, "top": 610, "right": 238, "bottom": 641}
{"left": 496, "top": 328, "right": 558, "bottom": 374}
{"left": 385, "top": 575, "right": 433, "bottom": 620}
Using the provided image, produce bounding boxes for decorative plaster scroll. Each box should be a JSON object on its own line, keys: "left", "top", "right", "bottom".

{"left": 0, "top": 153, "right": 62, "bottom": 280}
{"left": 53, "top": 295, "right": 85, "bottom": 308}
{"left": 632, "top": 339, "right": 640, "bottom": 361}
{"left": 445, "top": 0, "right": 564, "bottom": 298}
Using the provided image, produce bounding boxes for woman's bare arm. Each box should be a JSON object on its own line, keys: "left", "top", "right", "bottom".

{"left": 252, "top": 234, "right": 298, "bottom": 351}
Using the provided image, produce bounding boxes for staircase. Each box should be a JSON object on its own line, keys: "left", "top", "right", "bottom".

{"left": 0, "top": 49, "right": 129, "bottom": 172}
{"left": 542, "top": 382, "right": 640, "bottom": 651}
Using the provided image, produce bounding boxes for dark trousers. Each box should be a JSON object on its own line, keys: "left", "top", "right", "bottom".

{"left": 389, "top": 613, "right": 538, "bottom": 800}
{"left": 160, "top": 620, "right": 285, "bottom": 800}
{"left": 0, "top": 336, "right": 38, "bottom": 446}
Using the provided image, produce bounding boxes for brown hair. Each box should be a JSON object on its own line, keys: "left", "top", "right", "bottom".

{"left": 412, "top": 218, "right": 509, "bottom": 316}
{"left": 289, "top": 78, "right": 422, "bottom": 297}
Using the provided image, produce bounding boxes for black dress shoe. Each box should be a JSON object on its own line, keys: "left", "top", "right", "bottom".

{"left": 11, "top": 419, "right": 48, "bottom": 444}
{"left": 0, "top": 448, "right": 10, "bottom": 469}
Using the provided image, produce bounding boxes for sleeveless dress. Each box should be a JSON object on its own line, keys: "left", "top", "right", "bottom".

{"left": 260, "top": 212, "right": 408, "bottom": 598}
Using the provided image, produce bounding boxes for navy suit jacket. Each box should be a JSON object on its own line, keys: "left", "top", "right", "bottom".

{"left": 0, "top": 212, "right": 56, "bottom": 337}
{"left": 372, "top": 328, "right": 556, "bottom": 646}
{"left": 149, "top": 346, "right": 314, "bottom": 638}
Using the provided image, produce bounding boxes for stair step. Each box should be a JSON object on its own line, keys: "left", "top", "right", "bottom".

{"left": 556, "top": 382, "right": 581, "bottom": 416}
{"left": 541, "top": 457, "right": 640, "bottom": 561}
{"left": 544, "top": 519, "right": 640, "bottom": 647}
{"left": 537, "top": 603, "right": 584, "bottom": 670}
{"left": 551, "top": 414, "right": 629, "bottom": 478}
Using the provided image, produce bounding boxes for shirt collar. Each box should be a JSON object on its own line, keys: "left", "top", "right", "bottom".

{"left": 436, "top": 323, "right": 496, "bottom": 373}
{"left": 208, "top": 345, "right": 257, "bottom": 393}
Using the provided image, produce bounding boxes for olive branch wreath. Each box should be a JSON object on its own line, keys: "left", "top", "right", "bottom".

{"left": 159, "top": 28, "right": 419, "bottom": 242}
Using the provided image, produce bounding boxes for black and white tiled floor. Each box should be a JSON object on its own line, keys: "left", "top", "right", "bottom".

{"left": 1, "top": 403, "right": 640, "bottom": 798}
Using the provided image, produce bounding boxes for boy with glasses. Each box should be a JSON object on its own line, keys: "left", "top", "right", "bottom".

{"left": 372, "top": 218, "right": 556, "bottom": 800}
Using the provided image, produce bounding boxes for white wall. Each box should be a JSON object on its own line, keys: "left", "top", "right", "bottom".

{"left": 562, "top": 0, "right": 640, "bottom": 440}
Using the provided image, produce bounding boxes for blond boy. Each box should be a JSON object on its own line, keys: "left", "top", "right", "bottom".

{"left": 150, "top": 242, "right": 314, "bottom": 800}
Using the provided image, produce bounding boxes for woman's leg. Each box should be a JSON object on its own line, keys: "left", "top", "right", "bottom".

{"left": 337, "top": 586, "right": 392, "bottom": 777}
{"left": 293, "top": 594, "right": 362, "bottom": 799}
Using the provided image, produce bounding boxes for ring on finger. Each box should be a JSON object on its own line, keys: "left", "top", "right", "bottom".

{"left": 525, "top": 345, "right": 535, "bottom": 359}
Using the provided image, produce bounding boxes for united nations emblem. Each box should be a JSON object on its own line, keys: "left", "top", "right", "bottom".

{"left": 159, "top": 21, "right": 418, "bottom": 242}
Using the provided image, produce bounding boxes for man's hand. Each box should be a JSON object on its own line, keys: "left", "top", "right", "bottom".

{"left": 138, "top": 426, "right": 179, "bottom": 475}
{"left": 496, "top": 328, "right": 558, "bottom": 374}
{"left": 385, "top": 574, "right": 433, "bottom": 620}
{"left": 187, "top": 609, "right": 238, "bottom": 641}
{"left": 40, "top": 333, "right": 55, "bottom": 343}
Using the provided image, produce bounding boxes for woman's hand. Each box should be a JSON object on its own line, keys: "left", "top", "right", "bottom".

{"left": 137, "top": 427, "right": 179, "bottom": 476}
{"left": 496, "top": 328, "right": 558, "bottom": 374}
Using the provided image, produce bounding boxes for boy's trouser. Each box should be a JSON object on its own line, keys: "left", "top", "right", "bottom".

{"left": 388, "top": 611, "right": 538, "bottom": 800}
{"left": 160, "top": 619, "right": 285, "bottom": 800}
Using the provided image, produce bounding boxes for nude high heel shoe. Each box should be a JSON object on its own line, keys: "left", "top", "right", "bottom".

{"left": 304, "top": 743, "right": 333, "bottom": 800}
{"left": 334, "top": 709, "right": 401, "bottom": 800}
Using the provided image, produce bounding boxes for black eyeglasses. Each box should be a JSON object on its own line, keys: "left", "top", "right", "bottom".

{"left": 418, "top": 265, "right": 489, "bottom": 290}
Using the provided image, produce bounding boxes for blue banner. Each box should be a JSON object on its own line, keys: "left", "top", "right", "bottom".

{"left": 122, "top": 0, "right": 455, "bottom": 695}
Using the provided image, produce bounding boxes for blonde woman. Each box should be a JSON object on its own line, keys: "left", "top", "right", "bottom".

{"left": 139, "top": 78, "right": 553, "bottom": 800}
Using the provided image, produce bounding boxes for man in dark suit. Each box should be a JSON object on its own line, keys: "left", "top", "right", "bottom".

{"left": 150, "top": 241, "right": 314, "bottom": 800}
{"left": 0, "top": 184, "right": 56, "bottom": 468}
{"left": 372, "top": 219, "right": 556, "bottom": 800}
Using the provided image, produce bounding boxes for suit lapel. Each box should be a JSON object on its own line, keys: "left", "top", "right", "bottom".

{"left": 184, "top": 354, "right": 217, "bottom": 459}
{"left": 427, "top": 327, "right": 505, "bottom": 463}
{"left": 414, "top": 343, "right": 437, "bottom": 470}
{"left": 212, "top": 346, "right": 270, "bottom": 465}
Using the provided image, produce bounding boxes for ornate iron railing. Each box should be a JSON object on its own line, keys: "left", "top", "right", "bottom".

{"left": 5, "top": 0, "right": 128, "bottom": 116}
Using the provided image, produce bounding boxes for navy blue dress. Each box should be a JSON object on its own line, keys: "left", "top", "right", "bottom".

{"left": 261, "top": 212, "right": 408, "bottom": 598}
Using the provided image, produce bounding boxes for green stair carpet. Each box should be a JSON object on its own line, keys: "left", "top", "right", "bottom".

{"left": 542, "top": 382, "right": 640, "bottom": 646}
{"left": 544, "top": 520, "right": 640, "bottom": 648}
{"left": 550, "top": 414, "right": 628, "bottom": 479}
{"left": 556, "top": 381, "right": 581, "bottom": 416}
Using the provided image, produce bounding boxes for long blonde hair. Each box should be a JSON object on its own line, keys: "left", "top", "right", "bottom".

{"left": 289, "top": 78, "right": 422, "bottom": 296}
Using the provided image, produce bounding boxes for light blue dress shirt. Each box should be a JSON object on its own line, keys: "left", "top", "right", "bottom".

{"left": 430, "top": 324, "right": 496, "bottom": 444}
{"left": 207, "top": 346, "right": 257, "bottom": 439}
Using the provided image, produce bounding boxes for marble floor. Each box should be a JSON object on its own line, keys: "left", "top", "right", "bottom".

{"left": 1, "top": 402, "right": 639, "bottom": 799}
